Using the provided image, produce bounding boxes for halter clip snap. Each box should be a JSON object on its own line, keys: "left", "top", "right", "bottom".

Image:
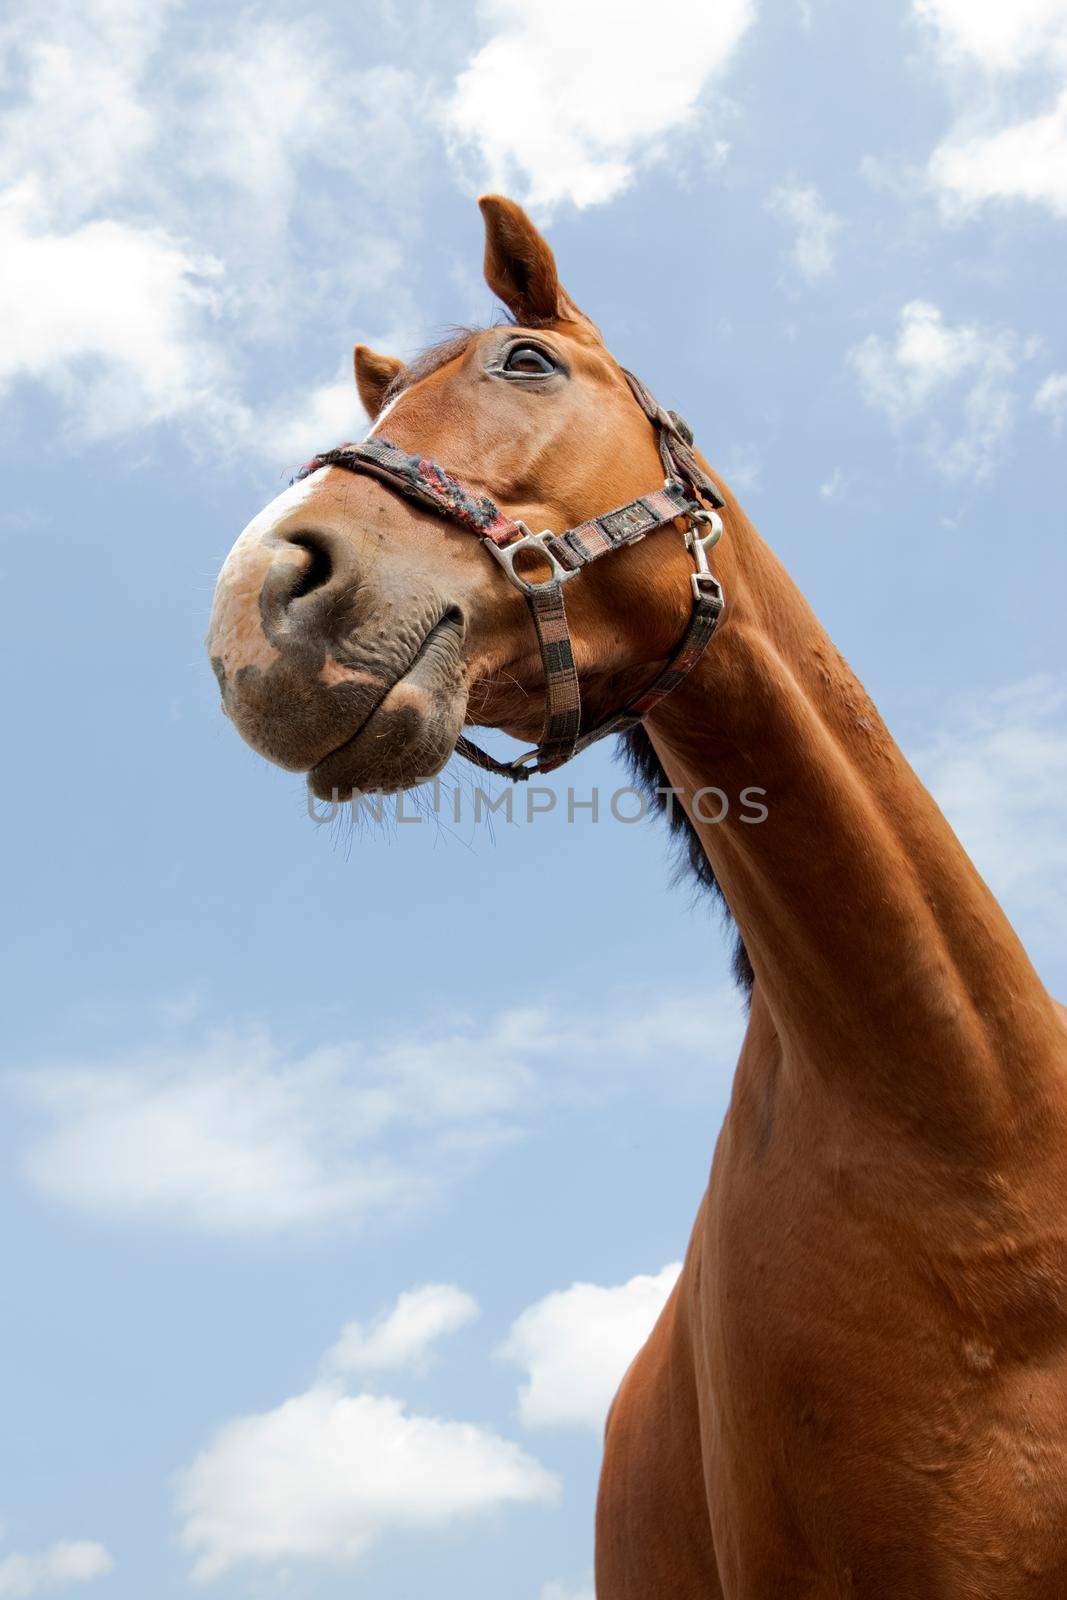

{"left": 686, "top": 511, "right": 725, "bottom": 605}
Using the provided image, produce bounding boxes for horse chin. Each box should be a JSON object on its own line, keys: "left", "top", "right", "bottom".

{"left": 307, "top": 636, "right": 468, "bottom": 800}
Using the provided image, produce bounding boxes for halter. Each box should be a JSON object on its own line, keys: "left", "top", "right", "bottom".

{"left": 294, "top": 369, "right": 725, "bottom": 781}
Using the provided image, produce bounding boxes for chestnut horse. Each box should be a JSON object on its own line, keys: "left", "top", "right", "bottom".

{"left": 207, "top": 197, "right": 1067, "bottom": 1596}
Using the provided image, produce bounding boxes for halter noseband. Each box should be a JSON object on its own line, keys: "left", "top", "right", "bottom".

{"left": 294, "top": 368, "right": 725, "bottom": 782}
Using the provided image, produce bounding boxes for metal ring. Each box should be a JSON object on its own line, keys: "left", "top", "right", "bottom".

{"left": 484, "top": 525, "right": 580, "bottom": 595}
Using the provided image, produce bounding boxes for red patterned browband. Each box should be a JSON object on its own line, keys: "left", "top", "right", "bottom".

{"left": 294, "top": 438, "right": 522, "bottom": 543}
{"left": 295, "top": 438, "right": 697, "bottom": 567}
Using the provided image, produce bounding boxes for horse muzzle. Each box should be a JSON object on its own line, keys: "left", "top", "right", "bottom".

{"left": 206, "top": 501, "right": 468, "bottom": 796}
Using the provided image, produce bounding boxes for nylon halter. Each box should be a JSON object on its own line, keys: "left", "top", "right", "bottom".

{"left": 294, "top": 369, "right": 725, "bottom": 781}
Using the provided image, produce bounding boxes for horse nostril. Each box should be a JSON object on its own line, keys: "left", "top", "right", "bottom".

{"left": 261, "top": 528, "right": 361, "bottom": 640}
{"left": 285, "top": 531, "right": 334, "bottom": 602}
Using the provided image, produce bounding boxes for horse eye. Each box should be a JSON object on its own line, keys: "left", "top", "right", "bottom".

{"left": 502, "top": 345, "right": 557, "bottom": 375}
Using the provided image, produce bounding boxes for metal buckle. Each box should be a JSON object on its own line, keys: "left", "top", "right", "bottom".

{"left": 485, "top": 524, "right": 580, "bottom": 595}
{"left": 685, "top": 510, "right": 724, "bottom": 605}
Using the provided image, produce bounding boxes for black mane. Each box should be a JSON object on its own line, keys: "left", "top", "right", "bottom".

{"left": 618, "top": 726, "right": 754, "bottom": 994}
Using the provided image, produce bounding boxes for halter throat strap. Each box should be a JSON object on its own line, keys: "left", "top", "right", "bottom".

{"left": 295, "top": 374, "right": 725, "bottom": 781}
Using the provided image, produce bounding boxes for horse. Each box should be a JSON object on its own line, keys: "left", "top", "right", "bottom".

{"left": 206, "top": 195, "right": 1067, "bottom": 1597}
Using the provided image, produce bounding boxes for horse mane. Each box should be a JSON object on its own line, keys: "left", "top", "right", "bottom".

{"left": 618, "top": 726, "right": 755, "bottom": 994}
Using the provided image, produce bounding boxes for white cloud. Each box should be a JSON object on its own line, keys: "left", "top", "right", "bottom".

{"left": 915, "top": 676, "right": 1067, "bottom": 946}
{"left": 0, "top": 183, "right": 227, "bottom": 437}
{"left": 0, "top": 5, "right": 422, "bottom": 451}
{"left": 16, "top": 990, "right": 743, "bottom": 1236}
{"left": 930, "top": 91, "right": 1067, "bottom": 219}
{"left": 446, "top": 0, "right": 755, "bottom": 209}
{"left": 175, "top": 1321, "right": 557, "bottom": 1582}
{"left": 182, "top": 39, "right": 406, "bottom": 221}
{"left": 540, "top": 1584, "right": 595, "bottom": 1600}
{"left": 17, "top": 1025, "right": 494, "bottom": 1235}
{"left": 0, "top": 0, "right": 169, "bottom": 220}
{"left": 847, "top": 299, "right": 1023, "bottom": 476}
{"left": 768, "top": 183, "right": 842, "bottom": 280}
{"left": 0, "top": 5, "right": 224, "bottom": 440}
{"left": 914, "top": 0, "right": 1067, "bottom": 219}
{"left": 246, "top": 369, "right": 363, "bottom": 467}
{"left": 322, "top": 1285, "right": 479, "bottom": 1377}
{"left": 913, "top": 0, "right": 1067, "bottom": 72}
{"left": 176, "top": 34, "right": 422, "bottom": 300}
{"left": 0, "top": 1540, "right": 113, "bottom": 1598}
{"left": 501, "top": 1263, "right": 681, "bottom": 1431}
{"left": 819, "top": 466, "right": 844, "bottom": 499}
{"left": 1034, "top": 370, "right": 1067, "bottom": 427}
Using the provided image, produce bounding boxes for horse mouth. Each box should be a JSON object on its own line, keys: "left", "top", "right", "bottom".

{"left": 308, "top": 609, "right": 466, "bottom": 798}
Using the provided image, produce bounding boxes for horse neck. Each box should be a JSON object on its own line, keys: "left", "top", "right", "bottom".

{"left": 644, "top": 502, "right": 1062, "bottom": 1139}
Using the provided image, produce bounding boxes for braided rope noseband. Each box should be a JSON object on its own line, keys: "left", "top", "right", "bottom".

{"left": 294, "top": 369, "right": 725, "bottom": 781}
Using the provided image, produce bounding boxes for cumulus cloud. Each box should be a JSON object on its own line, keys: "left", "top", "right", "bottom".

{"left": 446, "top": 0, "right": 755, "bottom": 209}
{"left": 180, "top": 37, "right": 421, "bottom": 235}
{"left": 913, "top": 0, "right": 1067, "bottom": 73}
{"left": 0, "top": 183, "right": 225, "bottom": 437}
{"left": 0, "top": 0, "right": 169, "bottom": 220}
{"left": 173, "top": 32, "right": 424, "bottom": 327}
{"left": 767, "top": 183, "right": 842, "bottom": 280}
{"left": 0, "top": 3, "right": 221, "bottom": 438}
{"left": 322, "top": 1284, "right": 479, "bottom": 1376}
{"left": 0, "top": 2, "right": 420, "bottom": 451}
{"left": 847, "top": 299, "right": 1024, "bottom": 476}
{"left": 501, "top": 1263, "right": 681, "bottom": 1430}
{"left": 175, "top": 1315, "right": 557, "bottom": 1581}
{"left": 15, "top": 992, "right": 743, "bottom": 1236}
{"left": 915, "top": 676, "right": 1067, "bottom": 947}
{"left": 16, "top": 1022, "right": 520, "bottom": 1234}
{"left": 929, "top": 92, "right": 1067, "bottom": 219}
{"left": 914, "top": 0, "right": 1067, "bottom": 219}
{"left": 0, "top": 1540, "right": 113, "bottom": 1598}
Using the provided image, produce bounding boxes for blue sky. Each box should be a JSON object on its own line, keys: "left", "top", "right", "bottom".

{"left": 1, "top": 0, "right": 1066, "bottom": 1595}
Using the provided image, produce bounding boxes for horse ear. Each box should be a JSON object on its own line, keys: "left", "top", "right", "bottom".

{"left": 479, "top": 194, "right": 592, "bottom": 329}
{"left": 354, "top": 344, "right": 404, "bottom": 419}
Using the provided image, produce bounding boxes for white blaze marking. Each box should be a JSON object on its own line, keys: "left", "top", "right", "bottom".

{"left": 210, "top": 471, "right": 333, "bottom": 676}
{"left": 219, "top": 468, "right": 332, "bottom": 580}
{"left": 365, "top": 388, "right": 407, "bottom": 438}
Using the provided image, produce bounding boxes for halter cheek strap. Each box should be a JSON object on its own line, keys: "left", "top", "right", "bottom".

{"left": 294, "top": 370, "right": 725, "bottom": 781}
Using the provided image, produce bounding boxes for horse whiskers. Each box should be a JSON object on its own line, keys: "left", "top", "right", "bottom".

{"left": 466, "top": 670, "right": 532, "bottom": 715}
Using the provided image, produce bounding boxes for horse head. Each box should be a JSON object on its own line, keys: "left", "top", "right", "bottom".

{"left": 206, "top": 196, "right": 726, "bottom": 798}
